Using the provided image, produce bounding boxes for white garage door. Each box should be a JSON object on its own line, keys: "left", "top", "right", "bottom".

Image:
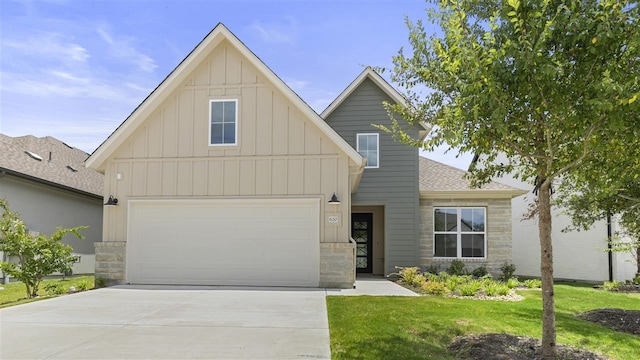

{"left": 126, "top": 199, "right": 320, "bottom": 287}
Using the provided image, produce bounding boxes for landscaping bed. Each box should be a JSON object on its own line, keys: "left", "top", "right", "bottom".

{"left": 578, "top": 308, "right": 640, "bottom": 336}
{"left": 449, "top": 333, "right": 609, "bottom": 360}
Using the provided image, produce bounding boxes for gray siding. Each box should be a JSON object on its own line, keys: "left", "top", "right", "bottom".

{"left": 324, "top": 78, "right": 421, "bottom": 274}
{"left": 0, "top": 174, "right": 103, "bottom": 274}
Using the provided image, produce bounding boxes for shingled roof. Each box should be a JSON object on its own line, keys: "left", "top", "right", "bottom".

{"left": 419, "top": 156, "right": 526, "bottom": 198}
{"left": 0, "top": 134, "right": 103, "bottom": 197}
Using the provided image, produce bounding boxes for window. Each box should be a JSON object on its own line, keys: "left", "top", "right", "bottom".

{"left": 356, "top": 133, "right": 379, "bottom": 168}
{"left": 209, "top": 100, "right": 237, "bottom": 145}
{"left": 434, "top": 207, "right": 486, "bottom": 258}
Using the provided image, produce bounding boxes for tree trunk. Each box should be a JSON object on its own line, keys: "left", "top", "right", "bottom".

{"left": 538, "top": 180, "right": 556, "bottom": 359}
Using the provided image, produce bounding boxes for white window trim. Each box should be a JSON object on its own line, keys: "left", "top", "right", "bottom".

{"left": 209, "top": 99, "right": 238, "bottom": 146}
{"left": 433, "top": 207, "right": 487, "bottom": 259}
{"left": 356, "top": 133, "right": 379, "bottom": 169}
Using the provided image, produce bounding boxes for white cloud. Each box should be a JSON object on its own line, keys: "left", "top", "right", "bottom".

{"left": 2, "top": 34, "right": 90, "bottom": 64}
{"left": 283, "top": 77, "right": 308, "bottom": 92}
{"left": 96, "top": 26, "right": 158, "bottom": 73}
{"left": 248, "top": 20, "right": 297, "bottom": 44}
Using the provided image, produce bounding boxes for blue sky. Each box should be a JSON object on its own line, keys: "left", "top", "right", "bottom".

{"left": 0, "top": 0, "right": 472, "bottom": 169}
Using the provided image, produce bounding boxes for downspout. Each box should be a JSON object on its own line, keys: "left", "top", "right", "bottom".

{"left": 607, "top": 213, "right": 613, "bottom": 282}
{"left": 0, "top": 170, "right": 8, "bottom": 284}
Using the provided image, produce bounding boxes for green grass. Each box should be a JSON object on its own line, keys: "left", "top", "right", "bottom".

{"left": 327, "top": 284, "right": 640, "bottom": 359}
{"left": 0, "top": 275, "right": 94, "bottom": 308}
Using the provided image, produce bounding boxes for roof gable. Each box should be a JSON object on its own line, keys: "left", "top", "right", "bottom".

{"left": 0, "top": 134, "right": 103, "bottom": 197}
{"left": 320, "top": 67, "right": 431, "bottom": 137}
{"left": 86, "top": 23, "right": 364, "bottom": 172}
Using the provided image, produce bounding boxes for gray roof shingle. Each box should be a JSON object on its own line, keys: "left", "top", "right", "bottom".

{"left": 419, "top": 156, "right": 521, "bottom": 193}
{"left": 0, "top": 134, "right": 103, "bottom": 197}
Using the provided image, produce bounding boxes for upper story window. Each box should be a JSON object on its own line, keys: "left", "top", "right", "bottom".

{"left": 356, "top": 133, "right": 379, "bottom": 168}
{"left": 434, "top": 207, "right": 486, "bottom": 258}
{"left": 209, "top": 99, "right": 237, "bottom": 145}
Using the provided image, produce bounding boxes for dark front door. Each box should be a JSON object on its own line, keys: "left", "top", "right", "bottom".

{"left": 352, "top": 213, "right": 373, "bottom": 273}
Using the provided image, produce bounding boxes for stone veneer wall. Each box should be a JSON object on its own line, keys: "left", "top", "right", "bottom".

{"left": 419, "top": 198, "right": 512, "bottom": 276}
{"left": 320, "top": 242, "right": 355, "bottom": 288}
{"left": 94, "top": 242, "right": 126, "bottom": 286}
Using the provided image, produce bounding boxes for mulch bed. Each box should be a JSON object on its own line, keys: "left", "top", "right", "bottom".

{"left": 577, "top": 308, "right": 640, "bottom": 336}
{"left": 448, "top": 308, "right": 640, "bottom": 359}
{"left": 448, "top": 333, "right": 609, "bottom": 360}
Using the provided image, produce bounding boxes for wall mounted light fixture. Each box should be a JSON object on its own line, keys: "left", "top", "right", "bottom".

{"left": 328, "top": 193, "right": 340, "bottom": 205}
{"left": 104, "top": 195, "right": 119, "bottom": 206}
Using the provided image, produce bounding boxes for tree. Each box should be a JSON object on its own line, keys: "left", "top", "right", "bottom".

{"left": 381, "top": 1, "right": 640, "bottom": 358}
{"left": 0, "top": 199, "right": 86, "bottom": 298}
{"left": 559, "top": 140, "right": 640, "bottom": 277}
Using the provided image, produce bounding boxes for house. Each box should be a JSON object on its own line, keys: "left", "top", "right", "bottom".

{"left": 87, "top": 23, "right": 524, "bottom": 288}
{"left": 0, "top": 134, "right": 103, "bottom": 279}
{"left": 483, "top": 154, "right": 637, "bottom": 282}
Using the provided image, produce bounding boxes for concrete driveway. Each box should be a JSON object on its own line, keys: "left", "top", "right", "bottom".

{"left": 0, "top": 286, "right": 330, "bottom": 359}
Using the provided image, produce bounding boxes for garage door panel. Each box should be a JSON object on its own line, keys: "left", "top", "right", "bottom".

{"left": 127, "top": 199, "right": 320, "bottom": 287}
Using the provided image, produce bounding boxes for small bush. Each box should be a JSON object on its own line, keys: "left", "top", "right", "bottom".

{"left": 396, "top": 266, "right": 420, "bottom": 285}
{"left": 496, "top": 283, "right": 510, "bottom": 296}
{"left": 603, "top": 280, "right": 622, "bottom": 291}
{"left": 422, "top": 280, "right": 447, "bottom": 295}
{"left": 471, "top": 265, "right": 488, "bottom": 278}
{"left": 448, "top": 260, "right": 467, "bottom": 275}
{"left": 524, "top": 279, "right": 542, "bottom": 289}
{"left": 411, "top": 273, "right": 427, "bottom": 288}
{"left": 445, "top": 275, "right": 468, "bottom": 292}
{"left": 76, "top": 280, "right": 91, "bottom": 291}
{"left": 632, "top": 275, "right": 640, "bottom": 285}
{"left": 484, "top": 281, "right": 500, "bottom": 296}
{"left": 424, "top": 264, "right": 441, "bottom": 274}
{"left": 43, "top": 282, "right": 66, "bottom": 295}
{"left": 500, "top": 262, "right": 516, "bottom": 281}
{"left": 507, "top": 277, "right": 520, "bottom": 289}
{"left": 95, "top": 277, "right": 107, "bottom": 288}
{"left": 458, "top": 280, "right": 483, "bottom": 296}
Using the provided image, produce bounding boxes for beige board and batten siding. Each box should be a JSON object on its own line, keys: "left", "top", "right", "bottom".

{"left": 98, "top": 39, "right": 357, "bottom": 286}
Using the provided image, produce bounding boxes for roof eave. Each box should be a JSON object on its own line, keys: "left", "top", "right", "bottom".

{"left": 419, "top": 189, "right": 528, "bottom": 199}
{"left": 0, "top": 168, "right": 103, "bottom": 199}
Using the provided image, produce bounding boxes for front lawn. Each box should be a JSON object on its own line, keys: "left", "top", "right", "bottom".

{"left": 327, "top": 284, "right": 640, "bottom": 359}
{"left": 0, "top": 275, "right": 94, "bottom": 308}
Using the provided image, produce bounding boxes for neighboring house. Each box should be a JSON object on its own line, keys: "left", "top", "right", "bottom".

{"left": 0, "top": 134, "right": 103, "bottom": 279}
{"left": 86, "top": 23, "right": 524, "bottom": 288}
{"left": 483, "top": 153, "right": 636, "bottom": 282}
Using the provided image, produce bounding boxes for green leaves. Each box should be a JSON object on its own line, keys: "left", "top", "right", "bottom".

{"left": 0, "top": 199, "right": 86, "bottom": 298}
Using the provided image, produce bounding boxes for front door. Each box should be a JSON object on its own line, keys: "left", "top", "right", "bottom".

{"left": 352, "top": 213, "right": 373, "bottom": 273}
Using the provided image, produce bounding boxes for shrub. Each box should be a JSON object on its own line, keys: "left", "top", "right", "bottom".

{"left": 448, "top": 260, "right": 467, "bottom": 275}
{"left": 445, "top": 275, "right": 467, "bottom": 292}
{"left": 95, "top": 277, "right": 107, "bottom": 288}
{"left": 483, "top": 281, "right": 500, "bottom": 296}
{"left": 424, "top": 264, "right": 441, "bottom": 274}
{"left": 500, "top": 262, "right": 517, "bottom": 281}
{"left": 458, "top": 280, "right": 483, "bottom": 296}
{"left": 507, "top": 277, "right": 520, "bottom": 289}
{"left": 411, "top": 273, "right": 427, "bottom": 288}
{"left": 395, "top": 266, "right": 419, "bottom": 284}
{"left": 43, "top": 282, "right": 66, "bottom": 295}
{"left": 422, "top": 280, "right": 447, "bottom": 295}
{"left": 0, "top": 199, "right": 86, "bottom": 298}
{"left": 603, "top": 280, "right": 622, "bottom": 291}
{"left": 633, "top": 275, "right": 640, "bottom": 285}
{"left": 524, "top": 279, "right": 542, "bottom": 289}
{"left": 471, "top": 265, "right": 488, "bottom": 278}
{"left": 496, "top": 283, "right": 511, "bottom": 296}
{"left": 77, "top": 280, "right": 91, "bottom": 291}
